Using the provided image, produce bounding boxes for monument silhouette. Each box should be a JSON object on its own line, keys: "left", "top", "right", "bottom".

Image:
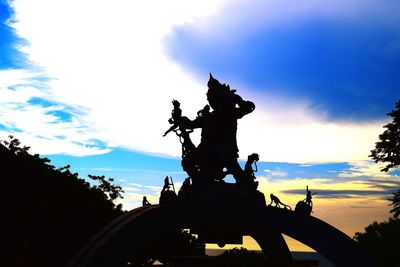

{"left": 68, "top": 75, "right": 377, "bottom": 267}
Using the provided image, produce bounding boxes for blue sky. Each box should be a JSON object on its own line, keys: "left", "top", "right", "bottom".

{"left": 165, "top": 5, "right": 400, "bottom": 121}
{"left": 0, "top": 1, "right": 24, "bottom": 69}
{"left": 1, "top": 0, "right": 400, "bottom": 250}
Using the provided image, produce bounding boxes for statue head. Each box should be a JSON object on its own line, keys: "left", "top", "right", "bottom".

{"left": 206, "top": 73, "right": 236, "bottom": 111}
{"left": 172, "top": 100, "right": 180, "bottom": 108}
{"left": 207, "top": 73, "right": 220, "bottom": 89}
{"left": 248, "top": 153, "right": 259, "bottom": 163}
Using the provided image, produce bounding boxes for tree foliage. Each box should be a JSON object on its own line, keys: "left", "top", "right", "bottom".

{"left": 354, "top": 218, "right": 400, "bottom": 267}
{"left": 135, "top": 229, "right": 205, "bottom": 266}
{"left": 388, "top": 189, "right": 400, "bottom": 219}
{"left": 370, "top": 100, "right": 400, "bottom": 219}
{"left": 370, "top": 100, "right": 400, "bottom": 172}
{"left": 216, "top": 247, "right": 269, "bottom": 267}
{"left": 88, "top": 174, "right": 124, "bottom": 201}
{"left": 0, "top": 135, "right": 124, "bottom": 267}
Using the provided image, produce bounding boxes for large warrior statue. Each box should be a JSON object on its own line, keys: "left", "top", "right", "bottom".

{"left": 164, "top": 74, "right": 255, "bottom": 186}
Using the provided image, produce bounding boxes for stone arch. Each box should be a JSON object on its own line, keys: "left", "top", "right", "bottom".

{"left": 68, "top": 205, "right": 376, "bottom": 267}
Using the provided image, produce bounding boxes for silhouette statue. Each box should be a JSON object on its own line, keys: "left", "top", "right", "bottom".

{"left": 195, "top": 74, "right": 255, "bottom": 184}
{"left": 163, "top": 100, "right": 198, "bottom": 181}
{"left": 180, "top": 178, "right": 191, "bottom": 192}
{"left": 269, "top": 194, "right": 292, "bottom": 210}
{"left": 177, "top": 178, "right": 191, "bottom": 201}
{"left": 305, "top": 185, "right": 315, "bottom": 206}
{"left": 68, "top": 74, "right": 377, "bottom": 267}
{"left": 165, "top": 74, "right": 255, "bottom": 186}
{"left": 163, "top": 100, "right": 182, "bottom": 137}
{"left": 197, "top": 104, "right": 211, "bottom": 118}
{"left": 162, "top": 176, "right": 174, "bottom": 192}
{"left": 243, "top": 153, "right": 259, "bottom": 189}
{"left": 160, "top": 176, "right": 177, "bottom": 205}
{"left": 295, "top": 186, "right": 316, "bottom": 215}
{"left": 142, "top": 196, "right": 151, "bottom": 206}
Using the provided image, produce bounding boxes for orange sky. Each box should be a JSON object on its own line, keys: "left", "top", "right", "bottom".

{"left": 207, "top": 177, "right": 393, "bottom": 252}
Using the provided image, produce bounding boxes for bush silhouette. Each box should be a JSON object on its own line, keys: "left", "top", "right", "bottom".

{"left": 217, "top": 247, "right": 268, "bottom": 267}
{"left": 370, "top": 99, "right": 400, "bottom": 218}
{"left": 0, "top": 136, "right": 123, "bottom": 266}
{"left": 354, "top": 218, "right": 400, "bottom": 267}
{"left": 370, "top": 99, "right": 400, "bottom": 173}
{"left": 135, "top": 229, "right": 206, "bottom": 265}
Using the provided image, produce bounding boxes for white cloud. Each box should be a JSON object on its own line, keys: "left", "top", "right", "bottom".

{"left": 7, "top": 0, "right": 234, "bottom": 156}
{"left": 1, "top": 0, "right": 388, "bottom": 163}
{"left": 119, "top": 183, "right": 164, "bottom": 209}
{"left": 122, "top": 186, "right": 140, "bottom": 192}
{"left": 0, "top": 69, "right": 41, "bottom": 90}
{"left": 237, "top": 104, "right": 385, "bottom": 162}
{"left": 338, "top": 160, "right": 393, "bottom": 179}
{"left": 263, "top": 168, "right": 288, "bottom": 178}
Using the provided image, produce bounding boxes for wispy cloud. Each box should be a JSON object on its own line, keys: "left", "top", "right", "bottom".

{"left": 264, "top": 168, "right": 288, "bottom": 178}
{"left": 119, "top": 183, "right": 165, "bottom": 209}
{"left": 0, "top": 75, "right": 111, "bottom": 156}
{"left": 281, "top": 189, "right": 397, "bottom": 199}
{"left": 255, "top": 174, "right": 396, "bottom": 239}
{"left": 338, "top": 160, "right": 392, "bottom": 179}
{"left": 257, "top": 173, "right": 399, "bottom": 202}
{"left": 2, "top": 0, "right": 226, "bottom": 157}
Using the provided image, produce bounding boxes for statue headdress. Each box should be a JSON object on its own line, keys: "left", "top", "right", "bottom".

{"left": 207, "top": 73, "right": 234, "bottom": 95}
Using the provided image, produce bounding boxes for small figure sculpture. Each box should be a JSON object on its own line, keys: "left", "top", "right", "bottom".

{"left": 163, "top": 100, "right": 182, "bottom": 137}
{"left": 163, "top": 100, "right": 198, "bottom": 181}
{"left": 269, "top": 194, "right": 292, "bottom": 210}
{"left": 295, "top": 186, "right": 316, "bottom": 215}
{"left": 305, "top": 185, "right": 315, "bottom": 207}
{"left": 196, "top": 105, "right": 211, "bottom": 118}
{"left": 160, "top": 176, "right": 178, "bottom": 205}
{"left": 142, "top": 196, "right": 151, "bottom": 206}
{"left": 243, "top": 153, "right": 259, "bottom": 189}
{"left": 162, "top": 176, "right": 173, "bottom": 192}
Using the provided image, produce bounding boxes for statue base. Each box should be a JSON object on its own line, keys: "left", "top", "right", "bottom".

{"left": 177, "top": 182, "right": 266, "bottom": 209}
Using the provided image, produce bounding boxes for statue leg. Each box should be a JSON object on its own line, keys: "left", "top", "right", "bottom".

{"left": 197, "top": 153, "right": 221, "bottom": 184}
{"left": 224, "top": 158, "right": 245, "bottom": 183}
{"left": 251, "top": 229, "right": 295, "bottom": 267}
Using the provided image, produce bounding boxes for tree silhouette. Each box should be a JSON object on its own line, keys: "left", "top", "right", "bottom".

{"left": 370, "top": 100, "right": 400, "bottom": 218}
{"left": 133, "top": 229, "right": 205, "bottom": 266}
{"left": 370, "top": 100, "right": 400, "bottom": 172}
{"left": 354, "top": 218, "right": 400, "bottom": 267}
{"left": 88, "top": 174, "right": 124, "bottom": 201}
{"left": 0, "top": 136, "right": 206, "bottom": 266}
{"left": 363, "top": 101, "right": 400, "bottom": 266}
{"left": 388, "top": 189, "right": 400, "bottom": 219}
{"left": 216, "top": 247, "right": 268, "bottom": 267}
{"left": 0, "top": 135, "right": 124, "bottom": 267}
